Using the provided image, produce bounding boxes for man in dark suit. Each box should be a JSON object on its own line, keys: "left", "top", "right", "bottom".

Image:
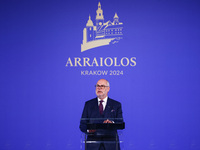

{"left": 80, "top": 79, "right": 124, "bottom": 150}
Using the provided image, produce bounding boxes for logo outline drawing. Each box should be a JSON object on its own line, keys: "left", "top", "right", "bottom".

{"left": 81, "top": 2, "right": 123, "bottom": 52}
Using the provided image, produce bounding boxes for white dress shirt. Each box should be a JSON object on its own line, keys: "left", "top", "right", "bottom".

{"left": 98, "top": 96, "right": 108, "bottom": 111}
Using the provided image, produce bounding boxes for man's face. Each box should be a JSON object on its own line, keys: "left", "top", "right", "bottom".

{"left": 95, "top": 79, "right": 110, "bottom": 99}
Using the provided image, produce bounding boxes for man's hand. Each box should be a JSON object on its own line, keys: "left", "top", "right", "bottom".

{"left": 103, "top": 119, "right": 113, "bottom": 123}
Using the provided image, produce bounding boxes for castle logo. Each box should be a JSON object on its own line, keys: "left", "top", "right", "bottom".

{"left": 81, "top": 2, "right": 123, "bottom": 52}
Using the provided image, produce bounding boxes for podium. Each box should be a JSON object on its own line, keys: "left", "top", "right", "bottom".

{"left": 87, "top": 122, "right": 125, "bottom": 130}
{"left": 81, "top": 120, "right": 125, "bottom": 150}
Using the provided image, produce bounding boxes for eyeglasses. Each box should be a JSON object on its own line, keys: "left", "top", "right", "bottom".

{"left": 95, "top": 84, "right": 109, "bottom": 88}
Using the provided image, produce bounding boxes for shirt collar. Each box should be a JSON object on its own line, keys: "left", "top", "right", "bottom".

{"left": 98, "top": 96, "right": 108, "bottom": 104}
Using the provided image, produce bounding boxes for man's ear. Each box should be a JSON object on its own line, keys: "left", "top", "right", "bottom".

{"left": 107, "top": 87, "right": 110, "bottom": 92}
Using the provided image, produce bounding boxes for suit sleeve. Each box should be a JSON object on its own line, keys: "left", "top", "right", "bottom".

{"left": 79, "top": 102, "right": 88, "bottom": 133}
{"left": 116, "top": 102, "right": 123, "bottom": 123}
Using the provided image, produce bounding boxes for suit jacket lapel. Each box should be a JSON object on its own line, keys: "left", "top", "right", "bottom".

{"left": 103, "top": 97, "right": 112, "bottom": 117}
{"left": 94, "top": 97, "right": 101, "bottom": 116}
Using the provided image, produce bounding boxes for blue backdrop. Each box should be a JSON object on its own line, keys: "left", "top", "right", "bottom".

{"left": 1, "top": 0, "right": 200, "bottom": 150}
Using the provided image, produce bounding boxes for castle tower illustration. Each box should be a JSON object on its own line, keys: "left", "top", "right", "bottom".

{"left": 96, "top": 2, "right": 104, "bottom": 36}
{"left": 86, "top": 15, "right": 94, "bottom": 42}
{"left": 113, "top": 13, "right": 119, "bottom": 25}
{"left": 81, "top": 2, "right": 123, "bottom": 52}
